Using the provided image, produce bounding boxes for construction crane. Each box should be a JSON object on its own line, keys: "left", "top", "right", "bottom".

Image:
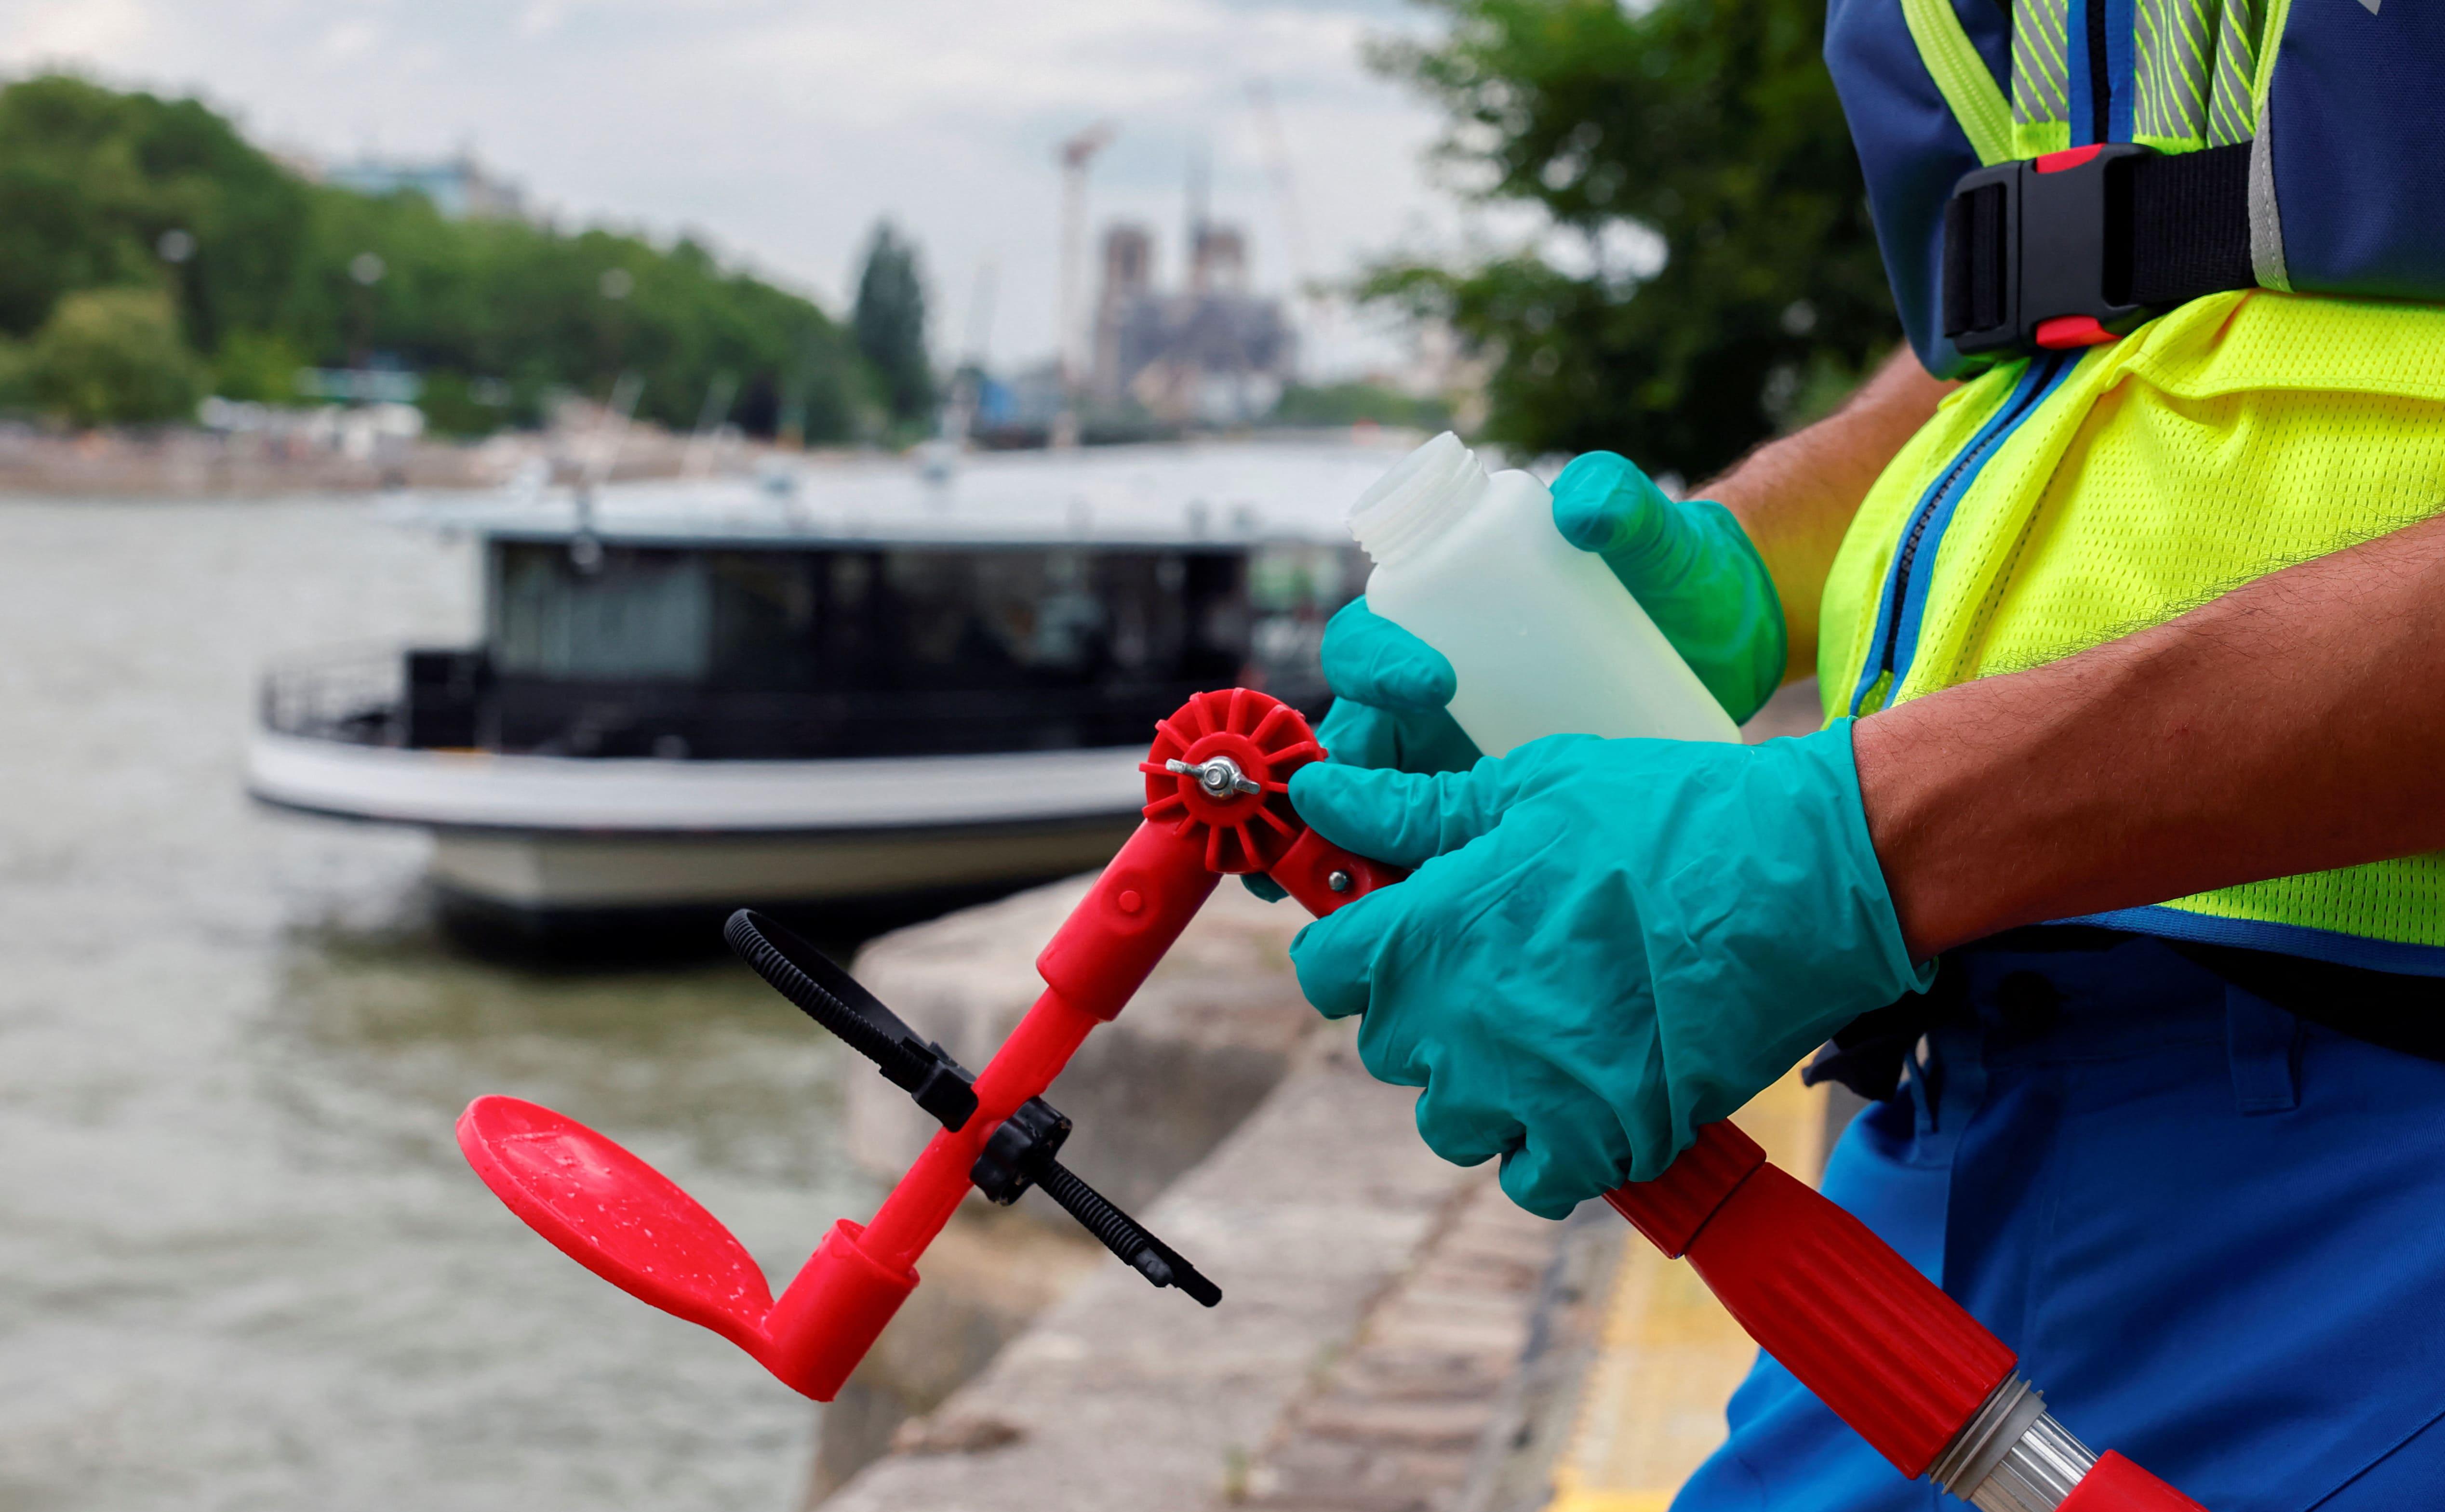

{"left": 1055, "top": 121, "right": 1118, "bottom": 445}
{"left": 941, "top": 256, "right": 998, "bottom": 449}
{"left": 1244, "top": 80, "right": 1315, "bottom": 301}
{"left": 1246, "top": 78, "right": 1329, "bottom": 352}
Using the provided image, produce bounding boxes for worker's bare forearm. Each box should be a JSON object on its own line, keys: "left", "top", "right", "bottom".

{"left": 1856, "top": 510, "right": 2445, "bottom": 958}
{"left": 1709, "top": 346, "right": 1954, "bottom": 678}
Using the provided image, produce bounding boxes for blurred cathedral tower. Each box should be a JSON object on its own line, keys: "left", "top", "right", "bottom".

{"left": 1089, "top": 179, "right": 1293, "bottom": 425}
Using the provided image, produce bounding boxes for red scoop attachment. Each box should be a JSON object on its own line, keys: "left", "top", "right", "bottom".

{"left": 456, "top": 687, "right": 2211, "bottom": 1512}
{"left": 458, "top": 1097, "right": 774, "bottom": 1350}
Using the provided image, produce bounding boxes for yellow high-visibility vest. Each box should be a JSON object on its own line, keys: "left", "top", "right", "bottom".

{"left": 1821, "top": 0, "right": 2445, "bottom": 969}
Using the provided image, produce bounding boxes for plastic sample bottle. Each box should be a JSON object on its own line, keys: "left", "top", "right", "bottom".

{"left": 1347, "top": 432, "right": 1741, "bottom": 756}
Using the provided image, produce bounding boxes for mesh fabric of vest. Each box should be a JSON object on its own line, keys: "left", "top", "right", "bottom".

{"left": 1820, "top": 290, "right": 2445, "bottom": 963}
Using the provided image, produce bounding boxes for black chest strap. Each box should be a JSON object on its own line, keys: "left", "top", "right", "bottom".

{"left": 1943, "top": 142, "right": 2256, "bottom": 359}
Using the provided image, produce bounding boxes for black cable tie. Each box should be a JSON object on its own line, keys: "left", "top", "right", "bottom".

{"left": 725, "top": 909, "right": 978, "bottom": 1131}
{"left": 1037, "top": 1160, "right": 1221, "bottom": 1308}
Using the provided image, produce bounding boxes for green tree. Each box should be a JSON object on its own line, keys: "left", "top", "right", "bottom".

{"left": 210, "top": 329, "right": 305, "bottom": 402}
{"left": 0, "top": 74, "right": 309, "bottom": 354}
{"left": 1364, "top": 0, "right": 1896, "bottom": 481}
{"left": 22, "top": 287, "right": 204, "bottom": 424}
{"left": 850, "top": 220, "right": 935, "bottom": 427}
{"left": 0, "top": 74, "right": 871, "bottom": 440}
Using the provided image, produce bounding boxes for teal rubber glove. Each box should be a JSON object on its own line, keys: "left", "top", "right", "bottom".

{"left": 1243, "top": 596, "right": 1483, "bottom": 902}
{"left": 1548, "top": 452, "right": 1788, "bottom": 724}
{"left": 1284, "top": 725, "right": 1930, "bottom": 1219}
{"left": 1312, "top": 596, "right": 1484, "bottom": 778}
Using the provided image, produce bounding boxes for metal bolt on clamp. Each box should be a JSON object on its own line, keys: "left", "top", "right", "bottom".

{"left": 1165, "top": 756, "right": 1262, "bottom": 798}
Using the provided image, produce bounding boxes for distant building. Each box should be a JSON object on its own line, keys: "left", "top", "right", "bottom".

{"left": 323, "top": 154, "right": 528, "bottom": 221}
{"left": 1091, "top": 219, "right": 1295, "bottom": 426}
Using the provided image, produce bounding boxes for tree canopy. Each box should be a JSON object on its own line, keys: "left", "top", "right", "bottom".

{"left": 12, "top": 287, "right": 203, "bottom": 425}
{"left": 1365, "top": 0, "right": 1899, "bottom": 481}
{"left": 0, "top": 73, "right": 875, "bottom": 438}
{"left": 851, "top": 220, "right": 935, "bottom": 429}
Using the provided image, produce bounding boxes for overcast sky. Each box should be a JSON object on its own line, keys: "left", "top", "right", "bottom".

{"left": 0, "top": 0, "right": 1545, "bottom": 378}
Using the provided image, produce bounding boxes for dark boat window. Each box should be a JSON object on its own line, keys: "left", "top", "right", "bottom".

{"left": 681, "top": 545, "right": 1243, "bottom": 691}
{"left": 477, "top": 538, "right": 1333, "bottom": 759}
{"left": 493, "top": 543, "right": 711, "bottom": 681}
{"left": 1247, "top": 543, "right": 1364, "bottom": 690}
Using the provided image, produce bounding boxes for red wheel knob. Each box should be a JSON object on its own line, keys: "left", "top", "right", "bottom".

{"left": 1137, "top": 688, "right": 1324, "bottom": 873}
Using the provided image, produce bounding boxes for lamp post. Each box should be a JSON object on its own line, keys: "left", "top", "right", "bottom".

{"left": 348, "top": 251, "right": 386, "bottom": 372}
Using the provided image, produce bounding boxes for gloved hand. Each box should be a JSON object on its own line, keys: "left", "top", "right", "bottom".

{"left": 1547, "top": 451, "right": 1787, "bottom": 724}
{"left": 1311, "top": 596, "right": 1485, "bottom": 779}
{"left": 1243, "top": 597, "right": 1484, "bottom": 902}
{"left": 1249, "top": 449, "right": 1786, "bottom": 904}
{"left": 1284, "top": 726, "right": 1930, "bottom": 1219}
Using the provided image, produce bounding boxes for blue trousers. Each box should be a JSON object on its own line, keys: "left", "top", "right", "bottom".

{"left": 1673, "top": 934, "right": 2445, "bottom": 1512}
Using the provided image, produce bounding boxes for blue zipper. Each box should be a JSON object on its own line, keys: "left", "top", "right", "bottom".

{"left": 1848, "top": 353, "right": 2077, "bottom": 716}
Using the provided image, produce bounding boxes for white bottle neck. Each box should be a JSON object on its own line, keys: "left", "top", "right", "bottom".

{"left": 1348, "top": 432, "right": 1495, "bottom": 569}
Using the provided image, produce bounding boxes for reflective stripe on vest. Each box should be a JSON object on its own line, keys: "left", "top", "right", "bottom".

{"left": 2002, "top": 0, "right": 2272, "bottom": 156}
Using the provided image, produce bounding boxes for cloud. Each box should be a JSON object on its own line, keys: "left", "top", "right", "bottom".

{"left": 0, "top": 0, "right": 155, "bottom": 64}
{"left": 316, "top": 18, "right": 382, "bottom": 61}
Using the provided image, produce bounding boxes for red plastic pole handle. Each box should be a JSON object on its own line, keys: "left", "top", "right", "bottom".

{"left": 1603, "top": 1125, "right": 2015, "bottom": 1477}
{"left": 2059, "top": 1453, "right": 2212, "bottom": 1512}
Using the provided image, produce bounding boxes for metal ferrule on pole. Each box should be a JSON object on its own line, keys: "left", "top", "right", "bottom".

{"left": 1928, "top": 1373, "right": 2101, "bottom": 1512}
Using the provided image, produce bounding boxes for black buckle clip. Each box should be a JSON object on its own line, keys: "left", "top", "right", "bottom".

{"left": 1943, "top": 144, "right": 2153, "bottom": 358}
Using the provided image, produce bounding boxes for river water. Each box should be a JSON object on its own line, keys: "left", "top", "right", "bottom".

{"left": 0, "top": 497, "right": 874, "bottom": 1511}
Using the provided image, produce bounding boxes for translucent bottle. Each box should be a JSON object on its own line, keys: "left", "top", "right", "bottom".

{"left": 1347, "top": 432, "right": 1740, "bottom": 756}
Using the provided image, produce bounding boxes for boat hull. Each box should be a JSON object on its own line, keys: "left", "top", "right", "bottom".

{"left": 246, "top": 731, "right": 1149, "bottom": 914}
{"left": 427, "top": 818, "right": 1138, "bottom": 909}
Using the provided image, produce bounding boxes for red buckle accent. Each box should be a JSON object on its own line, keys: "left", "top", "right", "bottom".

{"left": 2034, "top": 144, "right": 2106, "bottom": 174}
{"left": 2034, "top": 315, "right": 2120, "bottom": 349}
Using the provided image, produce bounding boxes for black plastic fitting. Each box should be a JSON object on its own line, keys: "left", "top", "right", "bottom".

{"left": 969, "top": 1097, "right": 1072, "bottom": 1205}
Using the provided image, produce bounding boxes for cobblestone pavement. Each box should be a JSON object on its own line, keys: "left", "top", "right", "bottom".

{"left": 1231, "top": 1179, "right": 1564, "bottom": 1512}
{"left": 1229, "top": 1069, "right": 1844, "bottom": 1512}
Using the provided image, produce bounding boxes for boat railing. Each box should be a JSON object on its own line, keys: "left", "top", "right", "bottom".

{"left": 258, "top": 644, "right": 409, "bottom": 746}
{"left": 256, "top": 643, "right": 1334, "bottom": 758}
{"left": 482, "top": 674, "right": 1332, "bottom": 761}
